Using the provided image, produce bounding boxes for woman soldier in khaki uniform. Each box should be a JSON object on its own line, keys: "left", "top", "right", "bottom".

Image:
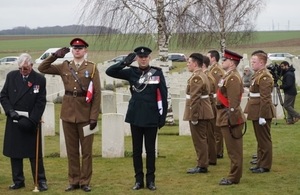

{"left": 184, "top": 53, "right": 214, "bottom": 174}
{"left": 216, "top": 49, "right": 245, "bottom": 185}
{"left": 244, "top": 50, "right": 275, "bottom": 173}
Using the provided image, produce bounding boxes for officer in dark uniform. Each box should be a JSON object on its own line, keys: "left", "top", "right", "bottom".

{"left": 106, "top": 46, "right": 168, "bottom": 191}
{"left": 216, "top": 49, "right": 245, "bottom": 185}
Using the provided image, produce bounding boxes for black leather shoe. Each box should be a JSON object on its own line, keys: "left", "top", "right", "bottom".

{"left": 251, "top": 167, "right": 270, "bottom": 173}
{"left": 9, "top": 183, "right": 25, "bottom": 190}
{"left": 219, "top": 178, "right": 238, "bottom": 185}
{"left": 81, "top": 185, "right": 91, "bottom": 192}
{"left": 249, "top": 166, "right": 259, "bottom": 171}
{"left": 65, "top": 184, "right": 80, "bottom": 191}
{"left": 38, "top": 182, "right": 48, "bottom": 191}
{"left": 147, "top": 182, "right": 156, "bottom": 191}
{"left": 250, "top": 159, "right": 257, "bottom": 164}
{"left": 209, "top": 162, "right": 217, "bottom": 166}
{"left": 217, "top": 154, "right": 224, "bottom": 159}
{"left": 132, "top": 182, "right": 144, "bottom": 190}
{"left": 187, "top": 166, "right": 208, "bottom": 174}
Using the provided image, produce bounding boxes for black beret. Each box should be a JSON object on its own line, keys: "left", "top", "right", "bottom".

{"left": 134, "top": 46, "right": 152, "bottom": 57}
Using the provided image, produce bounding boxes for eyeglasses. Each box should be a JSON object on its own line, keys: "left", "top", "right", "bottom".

{"left": 19, "top": 66, "right": 32, "bottom": 71}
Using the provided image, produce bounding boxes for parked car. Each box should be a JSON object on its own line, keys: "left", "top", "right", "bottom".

{"left": 106, "top": 55, "right": 128, "bottom": 63}
{"left": 0, "top": 56, "right": 18, "bottom": 65}
{"left": 35, "top": 47, "right": 85, "bottom": 64}
{"left": 168, "top": 53, "right": 187, "bottom": 62}
{"left": 268, "top": 53, "right": 295, "bottom": 61}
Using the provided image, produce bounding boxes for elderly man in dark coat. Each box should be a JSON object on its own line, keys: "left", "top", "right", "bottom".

{"left": 0, "top": 53, "right": 48, "bottom": 191}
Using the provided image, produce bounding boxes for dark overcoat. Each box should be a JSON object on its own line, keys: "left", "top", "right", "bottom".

{"left": 106, "top": 62, "right": 168, "bottom": 128}
{"left": 0, "top": 70, "right": 46, "bottom": 158}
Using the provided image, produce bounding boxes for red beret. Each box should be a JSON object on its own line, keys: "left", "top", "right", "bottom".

{"left": 70, "top": 38, "right": 89, "bottom": 47}
{"left": 223, "top": 49, "right": 243, "bottom": 61}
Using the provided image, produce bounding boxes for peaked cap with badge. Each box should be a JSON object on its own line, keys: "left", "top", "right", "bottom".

{"left": 134, "top": 46, "right": 152, "bottom": 57}
{"left": 223, "top": 49, "right": 243, "bottom": 62}
{"left": 70, "top": 38, "right": 89, "bottom": 48}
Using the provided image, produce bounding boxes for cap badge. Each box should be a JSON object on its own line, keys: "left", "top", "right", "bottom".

{"left": 141, "top": 48, "right": 144, "bottom": 53}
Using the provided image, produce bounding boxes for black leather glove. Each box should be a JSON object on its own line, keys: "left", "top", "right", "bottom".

{"left": 18, "top": 116, "right": 37, "bottom": 133}
{"left": 90, "top": 120, "right": 97, "bottom": 130}
{"left": 53, "top": 47, "right": 70, "bottom": 58}
{"left": 122, "top": 52, "right": 136, "bottom": 66}
{"left": 8, "top": 109, "right": 19, "bottom": 120}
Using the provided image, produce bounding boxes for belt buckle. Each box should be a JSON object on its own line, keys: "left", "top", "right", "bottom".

{"left": 73, "top": 91, "right": 77, "bottom": 97}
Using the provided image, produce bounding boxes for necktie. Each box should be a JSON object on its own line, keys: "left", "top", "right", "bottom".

{"left": 23, "top": 76, "right": 27, "bottom": 82}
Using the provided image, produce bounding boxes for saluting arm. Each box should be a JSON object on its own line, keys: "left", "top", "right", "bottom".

{"left": 38, "top": 55, "right": 61, "bottom": 75}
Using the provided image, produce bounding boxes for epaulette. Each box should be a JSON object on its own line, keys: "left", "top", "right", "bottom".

{"left": 224, "top": 72, "right": 241, "bottom": 87}
{"left": 257, "top": 69, "right": 273, "bottom": 85}
{"left": 86, "top": 60, "right": 95, "bottom": 65}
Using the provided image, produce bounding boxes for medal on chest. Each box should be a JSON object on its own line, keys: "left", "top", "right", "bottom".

{"left": 218, "top": 78, "right": 225, "bottom": 87}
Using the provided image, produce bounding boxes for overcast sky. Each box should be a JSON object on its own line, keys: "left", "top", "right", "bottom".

{"left": 0, "top": 0, "right": 299, "bottom": 31}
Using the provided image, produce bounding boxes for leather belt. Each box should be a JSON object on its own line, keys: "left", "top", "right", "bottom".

{"left": 216, "top": 104, "right": 226, "bottom": 109}
{"left": 65, "top": 90, "right": 86, "bottom": 97}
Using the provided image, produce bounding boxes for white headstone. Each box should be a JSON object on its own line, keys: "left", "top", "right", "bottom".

{"left": 102, "top": 113, "right": 124, "bottom": 157}
{"left": 179, "top": 101, "right": 191, "bottom": 135}
{"left": 42, "top": 102, "right": 55, "bottom": 136}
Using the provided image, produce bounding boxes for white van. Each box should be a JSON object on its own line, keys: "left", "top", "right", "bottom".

{"left": 35, "top": 47, "right": 87, "bottom": 64}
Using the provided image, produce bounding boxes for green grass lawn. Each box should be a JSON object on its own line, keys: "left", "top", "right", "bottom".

{"left": 1, "top": 32, "right": 300, "bottom": 194}
{"left": 0, "top": 99, "right": 300, "bottom": 194}
{"left": 1, "top": 31, "right": 300, "bottom": 65}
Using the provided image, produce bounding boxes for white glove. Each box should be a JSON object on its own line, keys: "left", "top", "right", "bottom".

{"left": 259, "top": 117, "right": 266, "bottom": 125}
{"left": 191, "top": 121, "right": 198, "bottom": 125}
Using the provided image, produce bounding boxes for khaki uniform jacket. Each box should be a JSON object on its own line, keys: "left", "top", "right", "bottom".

{"left": 183, "top": 69, "right": 214, "bottom": 121}
{"left": 209, "top": 63, "right": 225, "bottom": 93}
{"left": 38, "top": 55, "right": 101, "bottom": 123}
{"left": 216, "top": 69, "right": 245, "bottom": 127}
{"left": 244, "top": 68, "right": 275, "bottom": 120}
{"left": 204, "top": 69, "right": 218, "bottom": 116}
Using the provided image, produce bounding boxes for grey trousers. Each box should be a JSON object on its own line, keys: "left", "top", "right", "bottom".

{"left": 283, "top": 94, "right": 300, "bottom": 122}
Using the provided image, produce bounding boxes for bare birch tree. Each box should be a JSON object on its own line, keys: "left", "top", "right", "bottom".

{"left": 187, "top": 0, "right": 265, "bottom": 52}
{"left": 80, "top": 0, "right": 203, "bottom": 125}
{"left": 79, "top": 0, "right": 264, "bottom": 124}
